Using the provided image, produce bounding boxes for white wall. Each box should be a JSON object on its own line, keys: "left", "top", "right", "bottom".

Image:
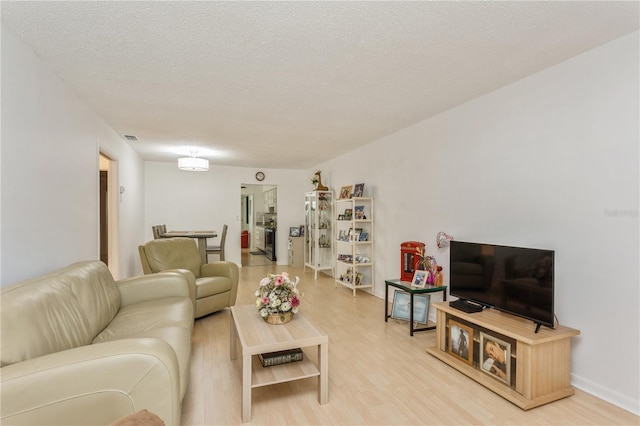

{"left": 312, "top": 31, "right": 639, "bottom": 414}
{"left": 144, "top": 162, "right": 308, "bottom": 267}
{"left": 0, "top": 26, "right": 145, "bottom": 284}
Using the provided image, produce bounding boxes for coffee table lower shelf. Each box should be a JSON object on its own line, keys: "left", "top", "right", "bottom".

{"left": 251, "top": 353, "right": 320, "bottom": 388}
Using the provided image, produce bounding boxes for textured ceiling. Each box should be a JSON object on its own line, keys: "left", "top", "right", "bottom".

{"left": 2, "top": 1, "right": 638, "bottom": 169}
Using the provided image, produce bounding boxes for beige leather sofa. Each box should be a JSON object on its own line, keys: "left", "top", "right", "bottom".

{"left": 139, "top": 237, "right": 239, "bottom": 318}
{"left": 0, "top": 261, "right": 194, "bottom": 426}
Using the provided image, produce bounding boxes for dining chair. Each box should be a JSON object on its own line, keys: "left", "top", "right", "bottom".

{"left": 206, "top": 224, "right": 227, "bottom": 261}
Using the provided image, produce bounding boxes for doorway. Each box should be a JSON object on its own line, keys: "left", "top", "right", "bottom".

{"left": 99, "top": 170, "right": 108, "bottom": 264}
{"left": 241, "top": 184, "right": 277, "bottom": 267}
{"left": 99, "top": 153, "right": 119, "bottom": 278}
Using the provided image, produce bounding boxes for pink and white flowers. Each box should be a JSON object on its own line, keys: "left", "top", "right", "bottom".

{"left": 255, "top": 272, "right": 300, "bottom": 318}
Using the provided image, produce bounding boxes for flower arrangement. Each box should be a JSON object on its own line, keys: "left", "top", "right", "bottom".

{"left": 255, "top": 272, "right": 301, "bottom": 322}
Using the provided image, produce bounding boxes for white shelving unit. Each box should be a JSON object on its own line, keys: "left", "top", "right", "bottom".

{"left": 334, "top": 197, "right": 374, "bottom": 296}
{"left": 304, "top": 191, "right": 334, "bottom": 279}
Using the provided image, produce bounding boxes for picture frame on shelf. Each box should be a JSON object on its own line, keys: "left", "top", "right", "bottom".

{"left": 339, "top": 185, "right": 353, "bottom": 199}
{"left": 353, "top": 183, "right": 364, "bottom": 197}
{"left": 348, "top": 228, "right": 363, "bottom": 241}
{"left": 338, "top": 230, "right": 348, "bottom": 241}
{"left": 448, "top": 320, "right": 474, "bottom": 366}
{"left": 340, "top": 267, "right": 362, "bottom": 285}
{"left": 338, "top": 214, "right": 345, "bottom": 220}
{"left": 359, "top": 232, "right": 369, "bottom": 241}
{"left": 391, "top": 291, "right": 430, "bottom": 324}
{"left": 344, "top": 209, "right": 353, "bottom": 220}
{"left": 354, "top": 205, "right": 366, "bottom": 219}
{"left": 354, "top": 254, "right": 370, "bottom": 264}
{"left": 289, "top": 227, "right": 301, "bottom": 237}
{"left": 480, "top": 332, "right": 511, "bottom": 385}
{"left": 411, "top": 270, "right": 428, "bottom": 288}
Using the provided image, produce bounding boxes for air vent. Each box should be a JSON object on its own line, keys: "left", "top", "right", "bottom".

{"left": 123, "top": 135, "right": 138, "bottom": 141}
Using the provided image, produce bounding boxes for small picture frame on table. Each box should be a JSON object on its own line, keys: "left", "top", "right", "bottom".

{"left": 391, "top": 291, "right": 430, "bottom": 324}
{"left": 339, "top": 185, "right": 353, "bottom": 199}
{"left": 353, "top": 183, "right": 364, "bottom": 197}
{"left": 411, "top": 270, "right": 428, "bottom": 288}
{"left": 448, "top": 320, "right": 474, "bottom": 366}
{"left": 480, "top": 332, "right": 511, "bottom": 385}
{"left": 289, "top": 227, "right": 301, "bottom": 237}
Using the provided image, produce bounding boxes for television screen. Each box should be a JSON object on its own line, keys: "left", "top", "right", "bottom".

{"left": 449, "top": 241, "right": 555, "bottom": 329}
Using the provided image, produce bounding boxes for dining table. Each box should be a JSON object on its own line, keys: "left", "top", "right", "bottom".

{"left": 160, "top": 230, "right": 217, "bottom": 264}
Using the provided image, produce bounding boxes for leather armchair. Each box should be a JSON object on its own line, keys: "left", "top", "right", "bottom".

{"left": 139, "top": 237, "right": 239, "bottom": 318}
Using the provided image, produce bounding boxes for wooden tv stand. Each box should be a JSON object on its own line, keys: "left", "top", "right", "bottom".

{"left": 426, "top": 302, "right": 580, "bottom": 410}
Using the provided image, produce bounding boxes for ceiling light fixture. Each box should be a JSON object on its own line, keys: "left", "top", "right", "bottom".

{"left": 178, "top": 151, "right": 209, "bottom": 171}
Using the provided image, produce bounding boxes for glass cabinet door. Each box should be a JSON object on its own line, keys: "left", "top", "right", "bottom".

{"left": 304, "top": 190, "right": 334, "bottom": 278}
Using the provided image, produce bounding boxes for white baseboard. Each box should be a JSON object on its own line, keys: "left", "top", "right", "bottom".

{"left": 572, "top": 373, "right": 639, "bottom": 416}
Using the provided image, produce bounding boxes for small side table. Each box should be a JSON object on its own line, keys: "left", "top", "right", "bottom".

{"left": 384, "top": 279, "right": 447, "bottom": 336}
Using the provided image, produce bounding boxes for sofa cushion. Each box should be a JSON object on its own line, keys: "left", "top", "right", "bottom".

{"left": 144, "top": 238, "right": 202, "bottom": 278}
{"left": 65, "top": 261, "right": 121, "bottom": 337}
{"left": 0, "top": 261, "right": 120, "bottom": 367}
{"left": 93, "top": 297, "right": 193, "bottom": 342}
{"left": 195, "top": 276, "right": 232, "bottom": 298}
{"left": 93, "top": 296, "right": 193, "bottom": 398}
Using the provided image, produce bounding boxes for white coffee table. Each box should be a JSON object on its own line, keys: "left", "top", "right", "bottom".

{"left": 230, "top": 305, "right": 329, "bottom": 423}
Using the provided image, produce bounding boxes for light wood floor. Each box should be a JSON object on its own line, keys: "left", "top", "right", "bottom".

{"left": 240, "top": 248, "right": 275, "bottom": 267}
{"left": 181, "top": 264, "right": 638, "bottom": 425}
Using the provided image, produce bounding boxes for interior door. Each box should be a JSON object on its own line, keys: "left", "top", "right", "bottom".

{"left": 99, "top": 170, "right": 108, "bottom": 265}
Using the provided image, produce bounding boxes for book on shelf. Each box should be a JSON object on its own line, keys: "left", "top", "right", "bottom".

{"left": 258, "top": 348, "right": 303, "bottom": 367}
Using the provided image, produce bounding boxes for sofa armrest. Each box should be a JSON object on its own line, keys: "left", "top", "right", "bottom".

{"left": 201, "top": 261, "right": 239, "bottom": 305}
{"left": 162, "top": 269, "right": 197, "bottom": 313}
{"left": 117, "top": 271, "right": 192, "bottom": 307}
{"left": 0, "top": 339, "right": 181, "bottom": 426}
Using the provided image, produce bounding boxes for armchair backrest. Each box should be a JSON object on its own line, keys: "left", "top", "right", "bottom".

{"left": 139, "top": 238, "right": 202, "bottom": 278}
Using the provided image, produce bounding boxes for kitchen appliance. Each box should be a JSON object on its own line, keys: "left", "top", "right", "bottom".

{"left": 265, "top": 228, "right": 276, "bottom": 261}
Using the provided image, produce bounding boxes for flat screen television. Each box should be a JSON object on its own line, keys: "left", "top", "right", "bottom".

{"left": 449, "top": 241, "right": 555, "bottom": 330}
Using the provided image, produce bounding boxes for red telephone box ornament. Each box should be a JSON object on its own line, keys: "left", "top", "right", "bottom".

{"left": 400, "top": 241, "right": 425, "bottom": 282}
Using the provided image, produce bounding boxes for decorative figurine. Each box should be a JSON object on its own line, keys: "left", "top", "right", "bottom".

{"left": 436, "top": 232, "right": 454, "bottom": 248}
{"left": 312, "top": 170, "right": 329, "bottom": 191}
{"left": 435, "top": 266, "right": 444, "bottom": 286}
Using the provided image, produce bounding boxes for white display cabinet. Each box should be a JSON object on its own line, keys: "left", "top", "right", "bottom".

{"left": 304, "top": 191, "right": 334, "bottom": 279}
